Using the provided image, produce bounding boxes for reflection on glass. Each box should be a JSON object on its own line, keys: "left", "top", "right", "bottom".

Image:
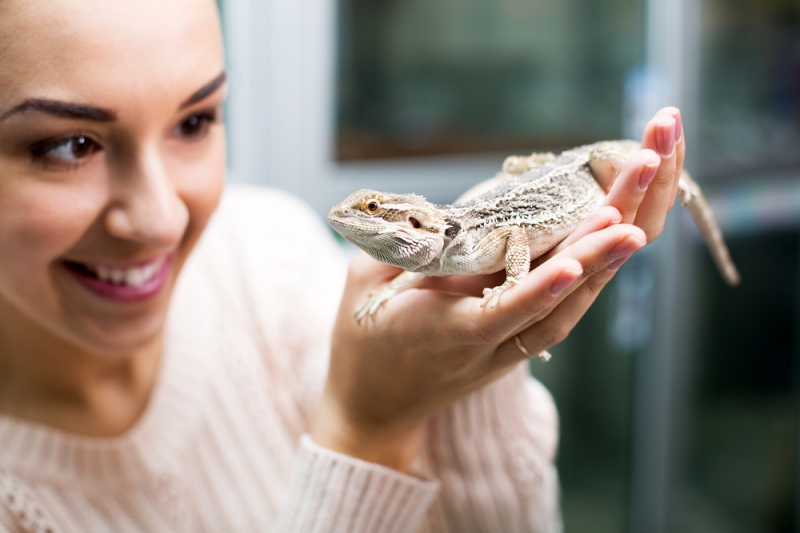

{"left": 534, "top": 279, "right": 635, "bottom": 533}
{"left": 674, "top": 232, "right": 799, "bottom": 533}
{"left": 336, "top": 0, "right": 643, "bottom": 160}
{"left": 697, "top": 0, "right": 800, "bottom": 178}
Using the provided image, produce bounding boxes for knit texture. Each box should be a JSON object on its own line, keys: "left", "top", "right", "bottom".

{"left": 0, "top": 185, "right": 561, "bottom": 533}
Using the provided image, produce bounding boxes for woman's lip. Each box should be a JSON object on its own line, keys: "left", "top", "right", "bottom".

{"left": 70, "top": 256, "right": 168, "bottom": 269}
{"left": 61, "top": 255, "right": 172, "bottom": 303}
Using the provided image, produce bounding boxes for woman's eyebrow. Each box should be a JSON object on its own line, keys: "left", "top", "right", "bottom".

{"left": 0, "top": 99, "right": 118, "bottom": 123}
{"left": 0, "top": 71, "right": 227, "bottom": 123}
{"left": 180, "top": 71, "right": 226, "bottom": 109}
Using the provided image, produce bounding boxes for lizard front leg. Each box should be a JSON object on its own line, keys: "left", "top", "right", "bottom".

{"left": 480, "top": 226, "right": 531, "bottom": 308}
{"left": 356, "top": 271, "right": 426, "bottom": 323}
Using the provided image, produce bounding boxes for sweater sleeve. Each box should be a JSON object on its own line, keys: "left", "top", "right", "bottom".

{"left": 273, "top": 435, "right": 440, "bottom": 533}
{"left": 420, "top": 363, "right": 562, "bottom": 533}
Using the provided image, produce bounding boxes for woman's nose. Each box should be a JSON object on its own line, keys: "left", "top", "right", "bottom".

{"left": 104, "top": 147, "right": 189, "bottom": 250}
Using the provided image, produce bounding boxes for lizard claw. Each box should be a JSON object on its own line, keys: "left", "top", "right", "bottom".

{"left": 480, "top": 287, "right": 498, "bottom": 308}
{"left": 480, "top": 278, "right": 520, "bottom": 309}
{"left": 353, "top": 271, "right": 427, "bottom": 325}
{"left": 355, "top": 286, "right": 400, "bottom": 323}
{"left": 355, "top": 290, "right": 387, "bottom": 323}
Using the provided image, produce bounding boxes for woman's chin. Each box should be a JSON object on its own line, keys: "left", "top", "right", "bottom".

{"left": 66, "top": 307, "right": 169, "bottom": 358}
{"left": 47, "top": 255, "right": 179, "bottom": 356}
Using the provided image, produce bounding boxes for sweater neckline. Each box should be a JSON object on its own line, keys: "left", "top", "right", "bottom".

{"left": 0, "top": 274, "right": 220, "bottom": 487}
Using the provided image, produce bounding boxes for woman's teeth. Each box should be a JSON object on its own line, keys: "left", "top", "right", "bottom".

{"left": 91, "top": 259, "right": 164, "bottom": 287}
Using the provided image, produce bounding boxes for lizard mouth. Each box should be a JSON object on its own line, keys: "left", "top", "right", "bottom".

{"left": 328, "top": 215, "right": 386, "bottom": 235}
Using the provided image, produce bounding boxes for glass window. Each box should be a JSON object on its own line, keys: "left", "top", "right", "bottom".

{"left": 535, "top": 280, "right": 636, "bottom": 533}
{"left": 673, "top": 2, "right": 800, "bottom": 529}
{"left": 336, "top": 0, "right": 644, "bottom": 160}
{"left": 674, "top": 230, "right": 799, "bottom": 533}
{"left": 696, "top": 0, "right": 800, "bottom": 178}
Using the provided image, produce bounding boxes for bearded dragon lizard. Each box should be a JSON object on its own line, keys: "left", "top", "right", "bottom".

{"left": 328, "top": 140, "right": 740, "bottom": 323}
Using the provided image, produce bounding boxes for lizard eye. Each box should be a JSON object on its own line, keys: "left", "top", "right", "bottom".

{"left": 365, "top": 200, "right": 380, "bottom": 213}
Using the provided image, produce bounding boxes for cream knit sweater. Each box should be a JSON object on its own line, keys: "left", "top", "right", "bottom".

{"left": 0, "top": 186, "right": 561, "bottom": 533}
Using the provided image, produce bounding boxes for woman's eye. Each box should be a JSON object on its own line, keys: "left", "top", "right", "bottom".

{"left": 175, "top": 112, "right": 215, "bottom": 139}
{"left": 34, "top": 135, "right": 99, "bottom": 162}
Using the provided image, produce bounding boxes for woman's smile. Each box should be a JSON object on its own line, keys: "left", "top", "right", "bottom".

{"left": 61, "top": 254, "right": 172, "bottom": 303}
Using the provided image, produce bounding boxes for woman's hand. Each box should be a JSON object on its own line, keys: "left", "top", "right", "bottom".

{"left": 311, "top": 107, "right": 684, "bottom": 472}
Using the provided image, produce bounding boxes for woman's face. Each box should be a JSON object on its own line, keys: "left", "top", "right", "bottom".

{"left": 0, "top": 0, "right": 226, "bottom": 356}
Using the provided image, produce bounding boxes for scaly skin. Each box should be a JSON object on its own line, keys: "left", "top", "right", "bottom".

{"left": 328, "top": 140, "right": 740, "bottom": 322}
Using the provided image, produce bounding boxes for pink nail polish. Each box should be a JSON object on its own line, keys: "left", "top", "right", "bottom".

{"left": 656, "top": 121, "right": 676, "bottom": 157}
{"left": 550, "top": 269, "right": 581, "bottom": 296}
{"left": 674, "top": 110, "right": 683, "bottom": 142}
{"left": 638, "top": 163, "right": 659, "bottom": 190}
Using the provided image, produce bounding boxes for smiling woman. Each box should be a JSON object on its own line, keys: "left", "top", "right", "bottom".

{"left": 0, "top": 0, "right": 685, "bottom": 532}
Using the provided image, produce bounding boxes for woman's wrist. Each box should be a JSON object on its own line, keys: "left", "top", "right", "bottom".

{"left": 311, "top": 392, "right": 425, "bottom": 473}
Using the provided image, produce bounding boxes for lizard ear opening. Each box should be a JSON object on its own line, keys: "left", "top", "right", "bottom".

{"left": 408, "top": 217, "right": 421, "bottom": 229}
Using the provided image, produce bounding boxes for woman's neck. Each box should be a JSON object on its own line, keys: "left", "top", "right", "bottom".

{"left": 0, "top": 306, "right": 162, "bottom": 437}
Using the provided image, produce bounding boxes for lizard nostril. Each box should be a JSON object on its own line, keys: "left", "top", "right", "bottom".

{"left": 408, "top": 217, "right": 421, "bottom": 229}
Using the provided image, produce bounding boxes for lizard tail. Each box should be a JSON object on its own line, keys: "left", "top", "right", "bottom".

{"left": 678, "top": 172, "right": 741, "bottom": 286}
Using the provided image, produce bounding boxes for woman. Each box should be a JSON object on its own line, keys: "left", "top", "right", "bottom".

{"left": 0, "top": 0, "right": 684, "bottom": 531}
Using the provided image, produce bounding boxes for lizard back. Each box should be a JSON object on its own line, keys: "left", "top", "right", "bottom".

{"left": 445, "top": 145, "right": 605, "bottom": 259}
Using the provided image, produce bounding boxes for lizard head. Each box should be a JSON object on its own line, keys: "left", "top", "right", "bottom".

{"left": 328, "top": 189, "right": 454, "bottom": 272}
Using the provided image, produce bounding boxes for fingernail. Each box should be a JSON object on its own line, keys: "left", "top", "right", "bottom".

{"left": 656, "top": 120, "right": 676, "bottom": 157}
{"left": 607, "top": 255, "right": 631, "bottom": 272}
{"left": 608, "top": 236, "right": 645, "bottom": 261}
{"left": 674, "top": 110, "right": 683, "bottom": 142}
{"left": 550, "top": 267, "right": 582, "bottom": 296}
{"left": 638, "top": 162, "right": 659, "bottom": 190}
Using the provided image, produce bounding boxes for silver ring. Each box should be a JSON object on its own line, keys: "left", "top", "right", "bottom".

{"left": 513, "top": 334, "right": 552, "bottom": 362}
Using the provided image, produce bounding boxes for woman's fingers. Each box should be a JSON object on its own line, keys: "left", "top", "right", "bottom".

{"left": 666, "top": 107, "right": 686, "bottom": 202}
{"left": 429, "top": 223, "right": 646, "bottom": 347}
{"left": 529, "top": 205, "right": 622, "bottom": 269}
{"left": 495, "top": 259, "right": 620, "bottom": 367}
{"left": 511, "top": 228, "right": 646, "bottom": 335}
{"left": 604, "top": 149, "right": 661, "bottom": 224}
{"left": 487, "top": 226, "right": 645, "bottom": 367}
{"left": 635, "top": 108, "right": 680, "bottom": 241}
{"left": 536, "top": 142, "right": 664, "bottom": 268}
{"left": 539, "top": 148, "right": 658, "bottom": 265}
{"left": 494, "top": 224, "right": 646, "bottom": 366}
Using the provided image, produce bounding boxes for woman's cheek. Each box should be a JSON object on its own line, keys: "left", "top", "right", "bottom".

{"left": 173, "top": 131, "right": 225, "bottom": 248}
{"left": 1, "top": 181, "right": 102, "bottom": 259}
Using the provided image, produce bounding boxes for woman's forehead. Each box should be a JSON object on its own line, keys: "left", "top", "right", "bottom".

{"left": 0, "top": 0, "right": 223, "bottom": 111}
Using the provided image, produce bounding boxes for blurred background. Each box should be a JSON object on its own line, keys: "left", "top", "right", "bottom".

{"left": 218, "top": 0, "right": 800, "bottom": 531}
